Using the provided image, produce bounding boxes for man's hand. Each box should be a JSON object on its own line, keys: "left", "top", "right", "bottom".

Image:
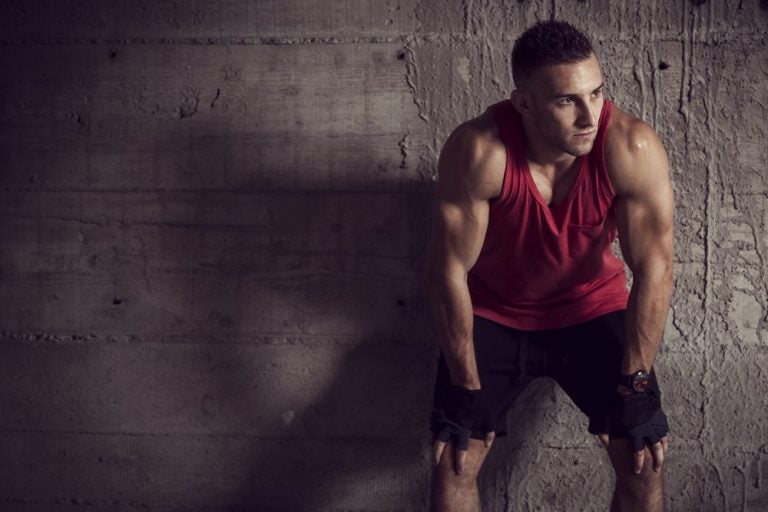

{"left": 605, "top": 373, "right": 670, "bottom": 474}
{"left": 632, "top": 432, "right": 668, "bottom": 474}
{"left": 599, "top": 420, "right": 669, "bottom": 474}
{"left": 432, "top": 385, "right": 495, "bottom": 475}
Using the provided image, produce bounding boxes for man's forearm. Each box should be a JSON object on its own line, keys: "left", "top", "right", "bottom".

{"left": 426, "top": 272, "right": 481, "bottom": 389}
{"left": 622, "top": 268, "right": 673, "bottom": 374}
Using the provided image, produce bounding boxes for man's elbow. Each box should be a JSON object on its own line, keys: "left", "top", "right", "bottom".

{"left": 631, "top": 256, "right": 673, "bottom": 289}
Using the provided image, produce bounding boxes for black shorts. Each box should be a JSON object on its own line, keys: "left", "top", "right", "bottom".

{"left": 431, "top": 310, "right": 632, "bottom": 439}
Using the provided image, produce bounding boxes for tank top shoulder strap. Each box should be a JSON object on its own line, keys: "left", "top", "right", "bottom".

{"left": 487, "top": 100, "right": 524, "bottom": 205}
{"left": 591, "top": 100, "right": 616, "bottom": 206}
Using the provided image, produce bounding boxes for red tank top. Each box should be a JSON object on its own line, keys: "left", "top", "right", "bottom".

{"left": 467, "top": 99, "right": 629, "bottom": 330}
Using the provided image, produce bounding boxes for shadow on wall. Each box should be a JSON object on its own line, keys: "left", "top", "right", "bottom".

{"left": 160, "top": 139, "right": 558, "bottom": 509}
{"left": 150, "top": 127, "right": 440, "bottom": 509}
{"left": 246, "top": 344, "right": 434, "bottom": 511}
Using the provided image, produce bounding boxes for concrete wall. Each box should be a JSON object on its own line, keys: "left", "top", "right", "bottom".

{"left": 0, "top": 1, "right": 766, "bottom": 510}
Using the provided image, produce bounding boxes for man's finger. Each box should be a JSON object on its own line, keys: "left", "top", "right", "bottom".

{"left": 651, "top": 441, "right": 665, "bottom": 472}
{"left": 433, "top": 440, "right": 446, "bottom": 466}
{"left": 484, "top": 431, "right": 496, "bottom": 448}
{"left": 633, "top": 448, "right": 644, "bottom": 475}
{"left": 661, "top": 436, "right": 669, "bottom": 455}
{"left": 455, "top": 447, "right": 467, "bottom": 475}
{"left": 597, "top": 433, "right": 610, "bottom": 449}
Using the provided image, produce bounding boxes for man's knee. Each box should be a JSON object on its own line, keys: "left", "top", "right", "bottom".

{"left": 431, "top": 438, "right": 492, "bottom": 490}
{"left": 614, "top": 466, "right": 663, "bottom": 499}
{"left": 432, "top": 464, "right": 479, "bottom": 495}
{"left": 608, "top": 443, "right": 664, "bottom": 500}
{"left": 430, "top": 442, "right": 487, "bottom": 512}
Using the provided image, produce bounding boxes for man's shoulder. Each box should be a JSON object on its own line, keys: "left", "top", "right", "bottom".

{"left": 446, "top": 110, "right": 505, "bottom": 158}
{"left": 604, "top": 104, "right": 669, "bottom": 194}
{"left": 605, "top": 105, "right": 665, "bottom": 159}
{"left": 438, "top": 110, "right": 507, "bottom": 200}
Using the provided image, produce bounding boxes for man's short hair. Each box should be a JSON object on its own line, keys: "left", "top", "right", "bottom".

{"left": 511, "top": 20, "right": 594, "bottom": 89}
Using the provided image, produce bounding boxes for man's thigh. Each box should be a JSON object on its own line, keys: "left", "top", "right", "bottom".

{"left": 546, "top": 310, "right": 626, "bottom": 435}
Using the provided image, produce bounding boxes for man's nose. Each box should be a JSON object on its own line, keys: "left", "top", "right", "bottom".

{"left": 576, "top": 103, "right": 597, "bottom": 127}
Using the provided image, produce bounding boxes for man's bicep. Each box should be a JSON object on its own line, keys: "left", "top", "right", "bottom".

{"left": 616, "top": 192, "right": 673, "bottom": 271}
{"left": 429, "top": 195, "right": 489, "bottom": 275}
{"left": 614, "top": 154, "right": 674, "bottom": 274}
{"left": 428, "top": 127, "right": 493, "bottom": 276}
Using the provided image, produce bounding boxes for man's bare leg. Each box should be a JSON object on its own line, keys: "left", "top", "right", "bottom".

{"left": 430, "top": 438, "right": 494, "bottom": 512}
{"left": 604, "top": 438, "right": 665, "bottom": 512}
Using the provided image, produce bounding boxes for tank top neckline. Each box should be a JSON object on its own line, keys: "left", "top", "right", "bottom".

{"left": 493, "top": 98, "right": 612, "bottom": 230}
{"left": 521, "top": 154, "right": 587, "bottom": 213}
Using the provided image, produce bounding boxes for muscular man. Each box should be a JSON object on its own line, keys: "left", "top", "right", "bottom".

{"left": 426, "top": 21, "right": 674, "bottom": 512}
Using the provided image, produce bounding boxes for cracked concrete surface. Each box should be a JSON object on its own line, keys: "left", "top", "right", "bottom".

{"left": 0, "top": 1, "right": 766, "bottom": 510}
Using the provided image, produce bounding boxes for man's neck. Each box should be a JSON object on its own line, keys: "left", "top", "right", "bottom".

{"left": 520, "top": 122, "right": 578, "bottom": 175}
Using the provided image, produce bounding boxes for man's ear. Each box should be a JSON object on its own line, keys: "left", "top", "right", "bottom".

{"left": 510, "top": 89, "right": 531, "bottom": 116}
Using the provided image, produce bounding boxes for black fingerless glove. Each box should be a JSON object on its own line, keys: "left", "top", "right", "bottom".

{"left": 609, "top": 373, "right": 669, "bottom": 452}
{"left": 431, "top": 385, "right": 494, "bottom": 451}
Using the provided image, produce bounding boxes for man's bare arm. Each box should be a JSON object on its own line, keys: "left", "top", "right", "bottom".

{"left": 426, "top": 121, "right": 503, "bottom": 389}
{"left": 604, "top": 112, "right": 674, "bottom": 475}
{"left": 607, "top": 117, "right": 674, "bottom": 375}
{"left": 425, "top": 118, "right": 504, "bottom": 474}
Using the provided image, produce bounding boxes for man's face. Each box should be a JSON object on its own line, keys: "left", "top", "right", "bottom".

{"left": 519, "top": 54, "right": 605, "bottom": 158}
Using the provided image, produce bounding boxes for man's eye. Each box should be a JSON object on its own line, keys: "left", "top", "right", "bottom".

{"left": 592, "top": 89, "right": 603, "bottom": 97}
{"left": 558, "top": 98, "right": 573, "bottom": 105}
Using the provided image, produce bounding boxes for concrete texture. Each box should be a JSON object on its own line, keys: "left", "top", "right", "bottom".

{"left": 0, "top": 1, "right": 766, "bottom": 510}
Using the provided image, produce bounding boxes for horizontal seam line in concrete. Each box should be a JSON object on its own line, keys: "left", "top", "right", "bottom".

{"left": 0, "top": 214, "right": 423, "bottom": 234}
{"left": 1, "top": 265, "right": 418, "bottom": 275}
{"left": 0, "top": 499, "right": 221, "bottom": 511}
{"left": 0, "top": 333, "right": 427, "bottom": 346}
{"left": 0, "top": 36, "right": 408, "bottom": 45}
{"left": 0, "top": 428, "right": 429, "bottom": 441}
{"left": 1, "top": 266, "right": 415, "bottom": 276}
{"left": 1, "top": 33, "right": 766, "bottom": 46}
{"left": 0, "top": 188, "right": 421, "bottom": 194}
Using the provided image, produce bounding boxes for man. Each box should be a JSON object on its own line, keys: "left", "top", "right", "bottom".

{"left": 425, "top": 21, "right": 674, "bottom": 512}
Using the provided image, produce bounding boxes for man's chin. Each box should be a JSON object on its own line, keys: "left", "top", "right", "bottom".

{"left": 563, "top": 146, "right": 593, "bottom": 158}
{"left": 564, "top": 138, "right": 596, "bottom": 157}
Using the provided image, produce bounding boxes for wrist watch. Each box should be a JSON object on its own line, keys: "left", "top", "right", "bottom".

{"left": 618, "top": 370, "right": 651, "bottom": 394}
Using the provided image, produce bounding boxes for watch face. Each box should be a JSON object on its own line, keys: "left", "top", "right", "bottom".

{"left": 632, "top": 372, "right": 651, "bottom": 393}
